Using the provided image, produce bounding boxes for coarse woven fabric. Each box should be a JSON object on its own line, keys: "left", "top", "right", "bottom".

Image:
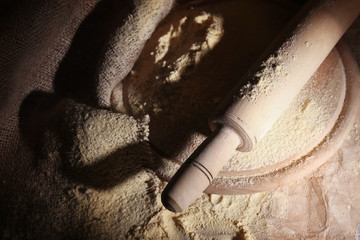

{"left": 0, "top": 0, "right": 174, "bottom": 180}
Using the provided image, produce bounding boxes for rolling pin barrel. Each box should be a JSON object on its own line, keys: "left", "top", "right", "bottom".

{"left": 162, "top": 0, "right": 360, "bottom": 212}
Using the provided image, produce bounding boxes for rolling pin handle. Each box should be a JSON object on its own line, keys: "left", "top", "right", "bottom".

{"left": 161, "top": 126, "right": 241, "bottom": 212}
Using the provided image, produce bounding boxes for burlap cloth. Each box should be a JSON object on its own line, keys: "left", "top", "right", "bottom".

{"left": 1, "top": 0, "right": 360, "bottom": 239}
{"left": 0, "top": 0, "right": 175, "bottom": 238}
{"left": 0, "top": 0, "right": 174, "bottom": 169}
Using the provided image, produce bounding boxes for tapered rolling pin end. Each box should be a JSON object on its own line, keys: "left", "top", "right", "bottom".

{"left": 162, "top": 127, "right": 241, "bottom": 212}
{"left": 161, "top": 190, "right": 181, "bottom": 213}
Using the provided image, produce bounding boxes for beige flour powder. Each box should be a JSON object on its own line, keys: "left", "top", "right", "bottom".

{"left": 224, "top": 49, "right": 345, "bottom": 171}
{"left": 33, "top": 99, "right": 273, "bottom": 239}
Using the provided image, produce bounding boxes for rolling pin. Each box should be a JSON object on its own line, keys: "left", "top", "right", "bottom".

{"left": 161, "top": 0, "right": 360, "bottom": 213}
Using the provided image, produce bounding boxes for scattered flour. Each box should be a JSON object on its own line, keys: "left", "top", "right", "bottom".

{"left": 132, "top": 183, "right": 269, "bottom": 239}
{"left": 34, "top": 100, "right": 274, "bottom": 239}
{"left": 244, "top": 39, "right": 296, "bottom": 102}
{"left": 224, "top": 49, "right": 345, "bottom": 171}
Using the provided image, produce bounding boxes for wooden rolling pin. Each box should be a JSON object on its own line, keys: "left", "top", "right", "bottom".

{"left": 161, "top": 0, "right": 360, "bottom": 213}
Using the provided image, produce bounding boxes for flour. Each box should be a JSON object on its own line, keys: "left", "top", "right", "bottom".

{"left": 154, "top": 16, "right": 187, "bottom": 64}
{"left": 45, "top": 99, "right": 276, "bottom": 239}
{"left": 132, "top": 184, "right": 270, "bottom": 239}
{"left": 224, "top": 49, "right": 345, "bottom": 171}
